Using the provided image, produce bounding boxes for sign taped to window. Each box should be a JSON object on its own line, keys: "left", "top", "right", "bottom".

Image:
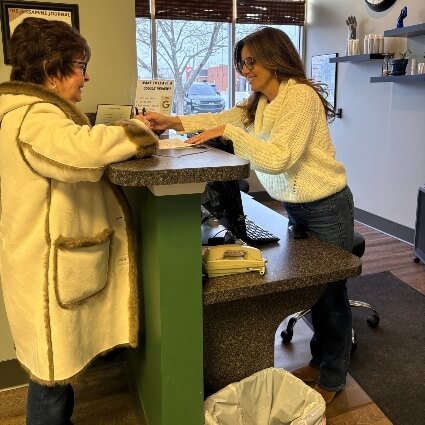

{"left": 135, "top": 80, "right": 174, "bottom": 115}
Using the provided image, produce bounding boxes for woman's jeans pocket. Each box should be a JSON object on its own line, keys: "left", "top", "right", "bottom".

{"left": 284, "top": 186, "right": 354, "bottom": 251}
{"left": 53, "top": 229, "right": 114, "bottom": 307}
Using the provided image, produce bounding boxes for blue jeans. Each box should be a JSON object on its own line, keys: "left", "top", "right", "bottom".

{"left": 26, "top": 380, "right": 74, "bottom": 425}
{"left": 283, "top": 186, "right": 354, "bottom": 392}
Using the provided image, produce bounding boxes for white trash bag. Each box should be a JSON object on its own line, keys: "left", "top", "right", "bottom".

{"left": 204, "top": 367, "right": 326, "bottom": 425}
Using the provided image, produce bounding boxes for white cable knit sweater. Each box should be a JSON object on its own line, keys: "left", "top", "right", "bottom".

{"left": 180, "top": 79, "right": 347, "bottom": 203}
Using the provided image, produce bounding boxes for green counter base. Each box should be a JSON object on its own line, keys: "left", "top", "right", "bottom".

{"left": 125, "top": 187, "right": 204, "bottom": 425}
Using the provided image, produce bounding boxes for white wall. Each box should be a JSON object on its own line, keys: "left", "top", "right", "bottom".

{"left": 306, "top": 0, "right": 425, "bottom": 230}
{"left": 0, "top": 0, "right": 137, "bottom": 362}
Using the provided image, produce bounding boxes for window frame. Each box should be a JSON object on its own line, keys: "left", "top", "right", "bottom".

{"left": 135, "top": 0, "right": 305, "bottom": 109}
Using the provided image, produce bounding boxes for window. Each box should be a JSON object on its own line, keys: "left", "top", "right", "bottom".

{"left": 135, "top": 1, "right": 305, "bottom": 114}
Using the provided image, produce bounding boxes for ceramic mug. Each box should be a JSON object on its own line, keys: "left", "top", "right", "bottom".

{"left": 410, "top": 58, "right": 417, "bottom": 75}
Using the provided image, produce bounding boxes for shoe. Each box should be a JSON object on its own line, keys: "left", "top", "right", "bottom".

{"left": 291, "top": 365, "right": 320, "bottom": 383}
{"left": 313, "top": 384, "right": 337, "bottom": 405}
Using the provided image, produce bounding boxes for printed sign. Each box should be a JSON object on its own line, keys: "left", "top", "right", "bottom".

{"left": 134, "top": 80, "right": 174, "bottom": 115}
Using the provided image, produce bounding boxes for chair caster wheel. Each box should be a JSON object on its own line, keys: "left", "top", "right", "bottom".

{"left": 414, "top": 257, "right": 421, "bottom": 263}
{"left": 367, "top": 315, "right": 380, "bottom": 328}
{"left": 281, "top": 329, "right": 293, "bottom": 343}
{"left": 281, "top": 317, "right": 297, "bottom": 343}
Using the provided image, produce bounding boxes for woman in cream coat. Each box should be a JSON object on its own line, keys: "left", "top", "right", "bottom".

{"left": 0, "top": 18, "right": 158, "bottom": 424}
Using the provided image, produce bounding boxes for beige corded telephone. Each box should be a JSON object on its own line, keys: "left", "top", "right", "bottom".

{"left": 202, "top": 244, "right": 267, "bottom": 278}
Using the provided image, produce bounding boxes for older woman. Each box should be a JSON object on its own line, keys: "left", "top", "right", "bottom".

{"left": 0, "top": 17, "right": 157, "bottom": 424}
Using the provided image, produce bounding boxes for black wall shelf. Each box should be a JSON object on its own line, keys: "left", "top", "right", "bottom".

{"left": 370, "top": 74, "right": 425, "bottom": 83}
{"left": 329, "top": 54, "right": 385, "bottom": 63}
{"left": 329, "top": 24, "right": 425, "bottom": 85}
{"left": 384, "top": 23, "right": 425, "bottom": 38}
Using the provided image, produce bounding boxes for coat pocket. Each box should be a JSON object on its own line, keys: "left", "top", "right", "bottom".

{"left": 53, "top": 229, "right": 114, "bottom": 307}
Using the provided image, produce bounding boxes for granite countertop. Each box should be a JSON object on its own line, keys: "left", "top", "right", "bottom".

{"left": 107, "top": 146, "right": 250, "bottom": 187}
{"left": 203, "top": 194, "right": 362, "bottom": 305}
{"left": 107, "top": 147, "right": 361, "bottom": 307}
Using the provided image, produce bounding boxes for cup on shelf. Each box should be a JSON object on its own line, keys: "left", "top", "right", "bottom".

{"left": 346, "top": 39, "right": 359, "bottom": 55}
{"left": 410, "top": 58, "right": 417, "bottom": 75}
{"left": 418, "top": 63, "right": 425, "bottom": 74}
{"left": 373, "top": 35, "right": 380, "bottom": 53}
{"left": 367, "top": 36, "right": 374, "bottom": 54}
{"left": 352, "top": 39, "right": 359, "bottom": 55}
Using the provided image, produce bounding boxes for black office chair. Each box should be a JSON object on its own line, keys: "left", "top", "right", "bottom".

{"left": 280, "top": 231, "right": 380, "bottom": 354}
{"left": 238, "top": 179, "right": 250, "bottom": 194}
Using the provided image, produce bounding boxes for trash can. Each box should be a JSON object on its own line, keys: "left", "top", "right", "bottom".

{"left": 204, "top": 367, "right": 326, "bottom": 425}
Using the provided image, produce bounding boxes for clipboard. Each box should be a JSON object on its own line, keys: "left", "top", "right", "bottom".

{"left": 94, "top": 104, "right": 133, "bottom": 125}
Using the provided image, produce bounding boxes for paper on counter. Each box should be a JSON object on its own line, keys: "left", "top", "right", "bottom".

{"left": 158, "top": 139, "right": 194, "bottom": 149}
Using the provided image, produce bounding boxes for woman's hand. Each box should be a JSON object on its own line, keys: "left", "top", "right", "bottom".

{"left": 144, "top": 111, "right": 183, "bottom": 133}
{"left": 134, "top": 114, "right": 152, "bottom": 129}
{"left": 185, "top": 126, "right": 226, "bottom": 145}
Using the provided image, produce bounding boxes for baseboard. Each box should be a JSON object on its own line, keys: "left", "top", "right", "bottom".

{"left": 0, "top": 359, "right": 28, "bottom": 390}
{"left": 354, "top": 208, "right": 414, "bottom": 244}
{"left": 250, "top": 190, "right": 415, "bottom": 244}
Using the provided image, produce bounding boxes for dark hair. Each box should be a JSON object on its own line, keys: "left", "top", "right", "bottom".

{"left": 234, "top": 27, "right": 335, "bottom": 125}
{"left": 9, "top": 17, "right": 91, "bottom": 84}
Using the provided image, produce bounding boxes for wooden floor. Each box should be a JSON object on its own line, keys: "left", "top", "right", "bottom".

{"left": 1, "top": 200, "right": 424, "bottom": 424}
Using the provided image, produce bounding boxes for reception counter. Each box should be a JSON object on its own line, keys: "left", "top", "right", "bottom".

{"left": 107, "top": 146, "right": 361, "bottom": 425}
{"left": 108, "top": 146, "right": 250, "bottom": 425}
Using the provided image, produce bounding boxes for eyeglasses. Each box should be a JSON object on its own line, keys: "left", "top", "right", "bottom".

{"left": 72, "top": 61, "right": 88, "bottom": 76}
{"left": 237, "top": 57, "right": 256, "bottom": 73}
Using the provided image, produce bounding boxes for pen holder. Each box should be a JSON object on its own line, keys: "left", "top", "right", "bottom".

{"left": 410, "top": 58, "right": 417, "bottom": 75}
{"left": 346, "top": 39, "right": 359, "bottom": 56}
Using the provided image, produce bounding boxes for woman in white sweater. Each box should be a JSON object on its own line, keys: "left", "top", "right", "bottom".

{"left": 0, "top": 18, "right": 157, "bottom": 424}
{"left": 146, "top": 27, "right": 354, "bottom": 404}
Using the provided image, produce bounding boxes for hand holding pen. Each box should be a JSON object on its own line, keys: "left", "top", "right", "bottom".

{"left": 143, "top": 111, "right": 183, "bottom": 133}
{"left": 134, "top": 107, "right": 152, "bottom": 129}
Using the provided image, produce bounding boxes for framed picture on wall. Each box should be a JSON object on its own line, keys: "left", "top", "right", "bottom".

{"left": 0, "top": 1, "right": 79, "bottom": 64}
{"left": 311, "top": 53, "right": 338, "bottom": 109}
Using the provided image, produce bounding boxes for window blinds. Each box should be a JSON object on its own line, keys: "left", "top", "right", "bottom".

{"left": 135, "top": 0, "right": 149, "bottom": 18}
{"left": 237, "top": 1, "right": 305, "bottom": 25}
{"left": 136, "top": 0, "right": 233, "bottom": 22}
{"left": 135, "top": 0, "right": 305, "bottom": 25}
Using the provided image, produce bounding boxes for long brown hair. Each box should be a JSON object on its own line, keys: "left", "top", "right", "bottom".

{"left": 234, "top": 27, "right": 335, "bottom": 126}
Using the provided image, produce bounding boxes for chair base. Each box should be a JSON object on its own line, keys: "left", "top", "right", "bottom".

{"left": 280, "top": 232, "right": 377, "bottom": 355}
{"left": 280, "top": 300, "right": 380, "bottom": 355}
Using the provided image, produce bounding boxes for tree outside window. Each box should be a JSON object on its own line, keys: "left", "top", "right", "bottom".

{"left": 136, "top": 19, "right": 302, "bottom": 114}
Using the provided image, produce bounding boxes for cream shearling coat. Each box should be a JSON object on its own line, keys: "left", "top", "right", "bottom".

{"left": 0, "top": 82, "right": 158, "bottom": 384}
